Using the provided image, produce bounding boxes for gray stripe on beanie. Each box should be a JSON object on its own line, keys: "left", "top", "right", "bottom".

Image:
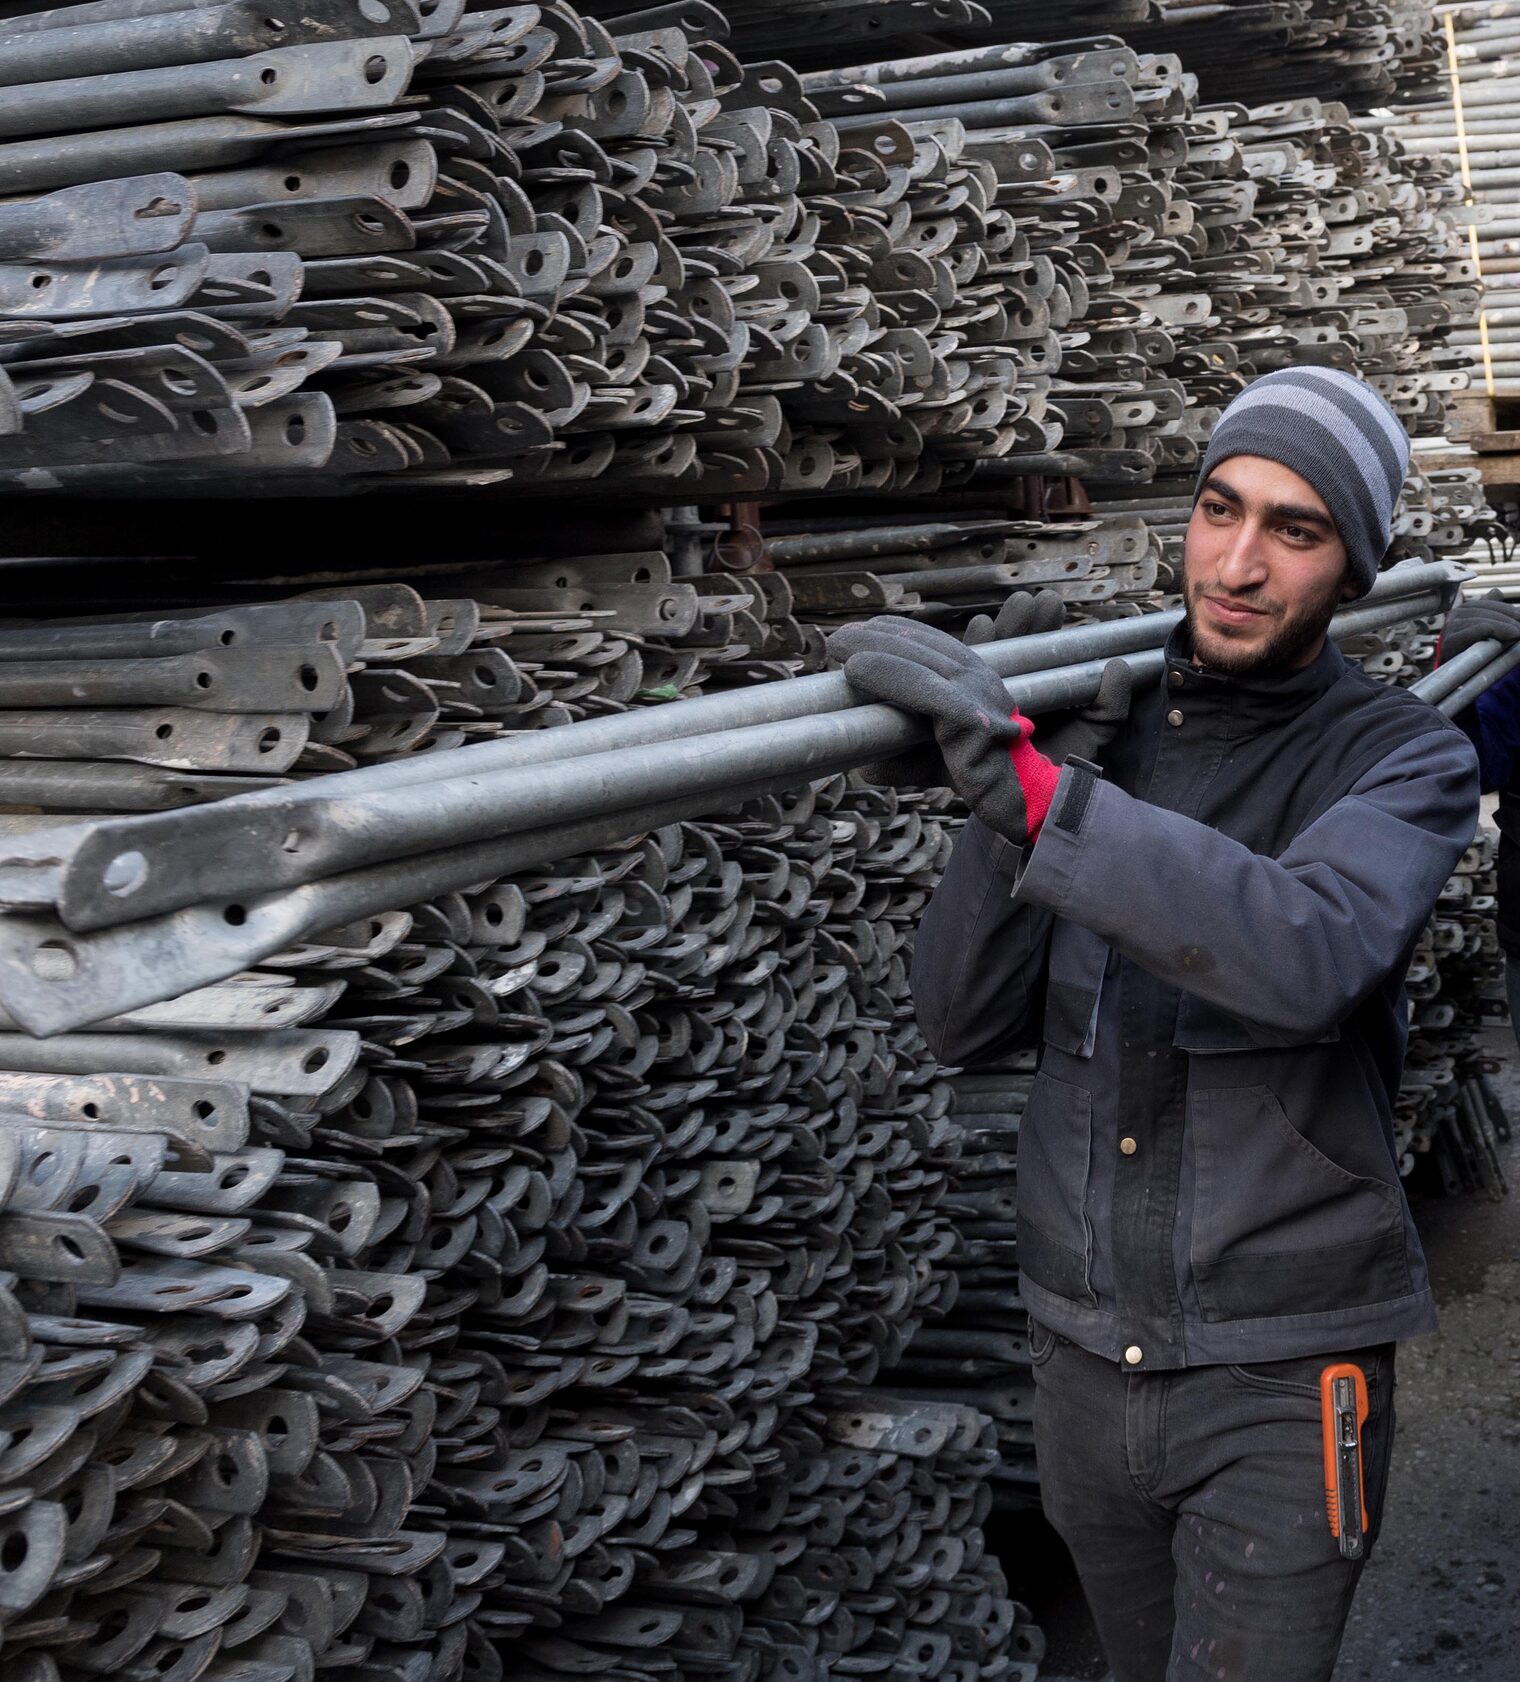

{"left": 1195, "top": 368, "right": 1410, "bottom": 599}
{"left": 1216, "top": 385, "right": 1396, "bottom": 526}
{"left": 1292, "top": 367, "right": 1409, "bottom": 463}
{"left": 1287, "top": 370, "right": 1406, "bottom": 495}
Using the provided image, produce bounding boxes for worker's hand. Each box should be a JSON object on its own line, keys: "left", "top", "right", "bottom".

{"left": 1035, "top": 659, "right": 1134, "bottom": 767}
{"left": 1439, "top": 589, "right": 1520, "bottom": 662}
{"left": 963, "top": 587, "right": 1065, "bottom": 649}
{"left": 829, "top": 616, "right": 1062, "bottom": 846}
{"left": 825, "top": 590, "right": 1064, "bottom": 796}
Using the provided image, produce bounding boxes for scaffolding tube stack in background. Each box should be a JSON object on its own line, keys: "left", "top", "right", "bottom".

{"left": 1373, "top": 4, "right": 1520, "bottom": 384}
{"left": 0, "top": 3, "right": 1512, "bottom": 1679}
{"left": 0, "top": 0, "right": 1485, "bottom": 500}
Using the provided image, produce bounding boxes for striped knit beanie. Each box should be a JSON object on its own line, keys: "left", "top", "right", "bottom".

{"left": 1194, "top": 368, "right": 1410, "bottom": 599}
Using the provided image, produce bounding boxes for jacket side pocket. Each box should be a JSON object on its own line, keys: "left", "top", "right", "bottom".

{"left": 1016, "top": 1070, "right": 1099, "bottom": 1308}
{"left": 1189, "top": 1083, "right": 1409, "bottom": 1322}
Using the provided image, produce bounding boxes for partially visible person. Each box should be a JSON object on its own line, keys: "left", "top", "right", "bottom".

{"left": 1442, "top": 589, "right": 1520, "bottom": 1032}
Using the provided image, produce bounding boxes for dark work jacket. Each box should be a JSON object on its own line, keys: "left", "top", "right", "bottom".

{"left": 912, "top": 626, "right": 1480, "bottom": 1369}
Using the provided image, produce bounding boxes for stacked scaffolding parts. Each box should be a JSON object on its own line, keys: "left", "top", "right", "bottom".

{"left": 0, "top": 0, "right": 1483, "bottom": 497}
{"left": 0, "top": 4, "right": 1511, "bottom": 1679}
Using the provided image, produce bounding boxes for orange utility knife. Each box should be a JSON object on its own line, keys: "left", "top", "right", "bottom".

{"left": 1320, "top": 1362, "right": 1370, "bottom": 1560}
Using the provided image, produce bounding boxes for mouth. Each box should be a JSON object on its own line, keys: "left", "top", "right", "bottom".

{"left": 1202, "top": 595, "right": 1270, "bottom": 628}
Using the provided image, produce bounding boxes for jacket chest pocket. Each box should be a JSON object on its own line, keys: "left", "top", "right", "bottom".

{"left": 1042, "top": 920, "right": 1111, "bottom": 1060}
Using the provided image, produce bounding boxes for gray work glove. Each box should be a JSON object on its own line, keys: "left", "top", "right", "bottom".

{"left": 1440, "top": 589, "right": 1520, "bottom": 662}
{"left": 1037, "top": 659, "right": 1135, "bottom": 767}
{"left": 827, "top": 616, "right": 1048, "bottom": 845}
{"left": 964, "top": 588, "right": 1066, "bottom": 649}
{"left": 825, "top": 590, "right": 1064, "bottom": 792}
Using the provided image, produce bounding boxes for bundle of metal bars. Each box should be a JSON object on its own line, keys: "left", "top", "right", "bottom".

{"left": 755, "top": 514, "right": 1166, "bottom": 628}
{"left": 1128, "top": 0, "right": 1446, "bottom": 108}
{"left": 1402, "top": 825, "right": 1511, "bottom": 1194}
{"left": 0, "top": 758, "right": 1042, "bottom": 1682}
{"left": 0, "top": 556, "right": 818, "bottom": 817}
{"left": 1372, "top": 3, "right": 1520, "bottom": 384}
{"left": 704, "top": 0, "right": 1144, "bottom": 66}
{"left": 0, "top": 0, "right": 1481, "bottom": 498}
{"left": 687, "top": 23, "right": 1477, "bottom": 478}
{"left": 0, "top": 0, "right": 1174, "bottom": 497}
{"left": 1406, "top": 644, "right": 1520, "bottom": 1205}
{"left": 708, "top": 0, "right": 1444, "bottom": 107}
{"left": 881, "top": 1050, "right": 1042, "bottom": 1509}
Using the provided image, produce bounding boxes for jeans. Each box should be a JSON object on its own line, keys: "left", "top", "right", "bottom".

{"left": 1030, "top": 1323, "right": 1397, "bottom": 1682}
{"left": 1506, "top": 953, "right": 1520, "bottom": 1046}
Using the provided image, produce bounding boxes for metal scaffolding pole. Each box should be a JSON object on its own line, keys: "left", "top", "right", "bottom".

{"left": 0, "top": 578, "right": 1458, "bottom": 1037}
{"left": 0, "top": 560, "right": 1466, "bottom": 938}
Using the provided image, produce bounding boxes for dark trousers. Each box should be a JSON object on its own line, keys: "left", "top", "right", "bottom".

{"left": 1030, "top": 1322, "right": 1397, "bottom": 1682}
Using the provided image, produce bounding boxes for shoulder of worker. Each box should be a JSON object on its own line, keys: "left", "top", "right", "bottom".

{"left": 1108, "top": 649, "right": 1473, "bottom": 764}
{"left": 1330, "top": 662, "right": 1480, "bottom": 793}
{"left": 1338, "top": 660, "right": 1478, "bottom": 752}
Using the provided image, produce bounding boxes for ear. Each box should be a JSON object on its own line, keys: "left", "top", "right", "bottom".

{"left": 1340, "top": 576, "right": 1360, "bottom": 602}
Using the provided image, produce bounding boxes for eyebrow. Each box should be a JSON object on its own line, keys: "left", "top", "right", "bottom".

{"left": 1200, "top": 476, "right": 1333, "bottom": 532}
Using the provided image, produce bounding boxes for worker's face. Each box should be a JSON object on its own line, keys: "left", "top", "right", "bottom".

{"left": 1183, "top": 455, "right": 1358, "bottom": 676}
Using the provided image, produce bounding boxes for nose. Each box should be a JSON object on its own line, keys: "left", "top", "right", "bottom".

{"left": 1213, "top": 516, "right": 1270, "bottom": 592}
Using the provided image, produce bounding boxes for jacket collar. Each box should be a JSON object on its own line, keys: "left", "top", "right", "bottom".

{"left": 1161, "top": 618, "right": 1348, "bottom": 729}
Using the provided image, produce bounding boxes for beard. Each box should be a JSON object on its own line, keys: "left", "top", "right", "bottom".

{"left": 1182, "top": 566, "right": 1348, "bottom": 677}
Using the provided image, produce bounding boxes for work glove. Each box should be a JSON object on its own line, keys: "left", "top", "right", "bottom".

{"left": 963, "top": 588, "right": 1066, "bottom": 649}
{"left": 827, "top": 615, "right": 1062, "bottom": 847}
{"left": 1438, "top": 590, "right": 1520, "bottom": 663}
{"left": 825, "top": 590, "right": 1064, "bottom": 794}
{"left": 1037, "top": 659, "right": 1134, "bottom": 768}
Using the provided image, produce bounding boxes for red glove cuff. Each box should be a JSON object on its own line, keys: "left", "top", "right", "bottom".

{"left": 1007, "top": 711, "right": 1062, "bottom": 841}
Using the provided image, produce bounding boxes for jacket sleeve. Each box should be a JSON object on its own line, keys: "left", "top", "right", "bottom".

{"left": 911, "top": 814, "right": 1055, "bottom": 1066}
{"left": 1012, "top": 724, "right": 1480, "bottom": 1043}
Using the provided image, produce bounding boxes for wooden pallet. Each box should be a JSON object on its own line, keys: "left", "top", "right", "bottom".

{"left": 1471, "top": 452, "right": 1520, "bottom": 491}
{"left": 1450, "top": 390, "right": 1520, "bottom": 451}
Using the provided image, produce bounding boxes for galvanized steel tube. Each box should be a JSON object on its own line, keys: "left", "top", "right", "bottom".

{"left": 0, "top": 585, "right": 1454, "bottom": 1038}
{"left": 9, "top": 562, "right": 1465, "bottom": 935}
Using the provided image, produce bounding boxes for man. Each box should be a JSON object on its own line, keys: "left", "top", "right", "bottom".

{"left": 829, "top": 368, "right": 1480, "bottom": 1682}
